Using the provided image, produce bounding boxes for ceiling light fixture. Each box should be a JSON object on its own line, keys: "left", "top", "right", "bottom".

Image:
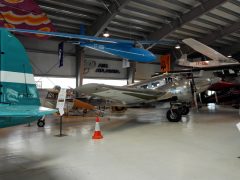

{"left": 103, "top": 29, "right": 110, "bottom": 38}
{"left": 175, "top": 44, "right": 180, "bottom": 49}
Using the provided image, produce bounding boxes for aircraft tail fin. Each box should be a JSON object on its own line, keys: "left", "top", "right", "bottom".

{"left": 182, "top": 38, "right": 232, "bottom": 62}
{"left": 0, "top": 28, "right": 40, "bottom": 106}
{"left": 177, "top": 54, "right": 190, "bottom": 66}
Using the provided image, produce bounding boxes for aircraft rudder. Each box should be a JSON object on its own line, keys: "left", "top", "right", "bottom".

{"left": 177, "top": 54, "right": 190, "bottom": 66}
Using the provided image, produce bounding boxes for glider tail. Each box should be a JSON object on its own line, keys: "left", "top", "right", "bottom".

{"left": 177, "top": 54, "right": 190, "bottom": 67}
{"left": 0, "top": 28, "right": 40, "bottom": 106}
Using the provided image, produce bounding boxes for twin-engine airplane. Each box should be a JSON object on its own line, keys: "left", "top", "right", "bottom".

{"left": 6, "top": 28, "right": 175, "bottom": 63}
{"left": 0, "top": 29, "right": 57, "bottom": 128}
{"left": 76, "top": 71, "right": 221, "bottom": 122}
{"left": 177, "top": 38, "right": 240, "bottom": 68}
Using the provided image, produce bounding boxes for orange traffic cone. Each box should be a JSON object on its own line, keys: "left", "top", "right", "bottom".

{"left": 92, "top": 116, "right": 103, "bottom": 139}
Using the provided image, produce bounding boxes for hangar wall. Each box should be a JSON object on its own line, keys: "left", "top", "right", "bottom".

{"left": 28, "top": 52, "right": 76, "bottom": 77}
{"left": 135, "top": 62, "right": 160, "bottom": 80}
{"left": 17, "top": 36, "right": 162, "bottom": 81}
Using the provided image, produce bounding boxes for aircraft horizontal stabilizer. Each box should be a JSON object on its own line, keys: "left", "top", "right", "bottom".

{"left": 0, "top": 105, "right": 57, "bottom": 117}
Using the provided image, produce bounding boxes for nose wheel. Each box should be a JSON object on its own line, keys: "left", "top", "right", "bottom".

{"left": 166, "top": 109, "right": 181, "bottom": 122}
{"left": 166, "top": 102, "right": 190, "bottom": 122}
{"left": 37, "top": 116, "right": 45, "bottom": 127}
{"left": 178, "top": 105, "right": 190, "bottom": 115}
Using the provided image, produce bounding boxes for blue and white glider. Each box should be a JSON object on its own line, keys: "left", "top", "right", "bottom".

{"left": 6, "top": 28, "right": 175, "bottom": 62}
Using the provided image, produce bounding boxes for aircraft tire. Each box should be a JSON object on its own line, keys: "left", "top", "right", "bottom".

{"left": 37, "top": 119, "right": 45, "bottom": 127}
{"left": 166, "top": 109, "right": 181, "bottom": 122}
{"left": 83, "top": 109, "right": 88, "bottom": 114}
{"left": 179, "top": 106, "right": 190, "bottom": 115}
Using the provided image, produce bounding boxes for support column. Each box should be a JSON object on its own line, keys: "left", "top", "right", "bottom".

{"left": 76, "top": 46, "right": 85, "bottom": 87}
{"left": 127, "top": 62, "right": 136, "bottom": 85}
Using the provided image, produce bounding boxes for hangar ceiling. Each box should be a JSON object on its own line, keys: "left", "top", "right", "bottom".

{"left": 36, "top": 0, "right": 240, "bottom": 57}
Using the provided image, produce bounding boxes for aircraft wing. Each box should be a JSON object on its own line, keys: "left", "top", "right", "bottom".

{"left": 128, "top": 73, "right": 173, "bottom": 88}
{"left": 7, "top": 28, "right": 177, "bottom": 45}
{"left": 7, "top": 28, "right": 134, "bottom": 44}
{"left": 183, "top": 38, "right": 229, "bottom": 61}
{"left": 77, "top": 83, "right": 173, "bottom": 105}
{"left": 0, "top": 105, "right": 57, "bottom": 117}
{"left": 208, "top": 81, "right": 240, "bottom": 91}
{"left": 6, "top": 28, "right": 157, "bottom": 62}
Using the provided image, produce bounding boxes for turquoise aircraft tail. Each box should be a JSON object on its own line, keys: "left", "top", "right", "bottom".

{"left": 0, "top": 28, "right": 40, "bottom": 105}
{"left": 0, "top": 29, "right": 57, "bottom": 128}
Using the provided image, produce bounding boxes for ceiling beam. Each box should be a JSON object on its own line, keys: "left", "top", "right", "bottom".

{"left": 147, "top": 0, "right": 228, "bottom": 40}
{"left": 87, "top": 0, "right": 131, "bottom": 36}
{"left": 111, "top": 20, "right": 154, "bottom": 32}
{"left": 131, "top": 0, "right": 181, "bottom": 17}
{"left": 219, "top": 42, "right": 240, "bottom": 56}
{"left": 200, "top": 21, "right": 240, "bottom": 44}
{"left": 162, "top": 0, "right": 192, "bottom": 10}
{"left": 37, "top": 0, "right": 103, "bottom": 14}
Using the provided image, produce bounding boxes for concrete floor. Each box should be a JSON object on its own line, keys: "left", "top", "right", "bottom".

{"left": 0, "top": 104, "right": 240, "bottom": 180}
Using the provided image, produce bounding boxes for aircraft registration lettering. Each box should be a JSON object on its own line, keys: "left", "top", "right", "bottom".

{"left": 93, "top": 44, "right": 104, "bottom": 50}
{"left": 195, "top": 61, "right": 209, "bottom": 65}
{"left": 6, "top": 88, "right": 19, "bottom": 103}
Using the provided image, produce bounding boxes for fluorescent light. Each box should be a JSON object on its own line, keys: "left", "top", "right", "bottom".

{"left": 175, "top": 44, "right": 180, "bottom": 49}
{"left": 103, "top": 32, "right": 110, "bottom": 37}
{"left": 103, "top": 29, "right": 110, "bottom": 37}
{"left": 227, "top": 55, "right": 232, "bottom": 58}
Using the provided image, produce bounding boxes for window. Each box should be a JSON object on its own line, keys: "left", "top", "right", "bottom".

{"left": 83, "top": 79, "right": 127, "bottom": 86}
{"left": 34, "top": 77, "right": 76, "bottom": 89}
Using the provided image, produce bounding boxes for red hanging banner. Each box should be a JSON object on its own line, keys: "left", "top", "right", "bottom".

{"left": 160, "top": 54, "right": 171, "bottom": 72}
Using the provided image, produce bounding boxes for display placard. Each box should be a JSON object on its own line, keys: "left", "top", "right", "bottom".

{"left": 236, "top": 122, "right": 240, "bottom": 132}
{"left": 56, "top": 88, "right": 67, "bottom": 116}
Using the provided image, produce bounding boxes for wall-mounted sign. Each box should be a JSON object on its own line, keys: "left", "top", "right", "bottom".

{"left": 95, "top": 63, "right": 120, "bottom": 73}
{"left": 122, "top": 59, "right": 130, "bottom": 68}
{"left": 84, "top": 59, "right": 127, "bottom": 79}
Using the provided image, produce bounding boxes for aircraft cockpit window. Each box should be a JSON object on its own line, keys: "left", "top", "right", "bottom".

{"left": 165, "top": 77, "right": 173, "bottom": 84}
{"left": 46, "top": 92, "right": 58, "bottom": 100}
{"left": 152, "top": 82, "right": 160, "bottom": 88}
{"left": 140, "top": 85, "right": 148, "bottom": 89}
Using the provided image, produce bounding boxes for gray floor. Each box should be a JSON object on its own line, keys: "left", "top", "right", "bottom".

{"left": 0, "top": 104, "right": 240, "bottom": 180}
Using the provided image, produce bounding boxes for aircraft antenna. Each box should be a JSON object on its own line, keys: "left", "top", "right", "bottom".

{"left": 0, "top": 41, "right": 2, "bottom": 103}
{"left": 0, "top": 55, "right": 2, "bottom": 103}
{"left": 23, "top": 64, "right": 29, "bottom": 97}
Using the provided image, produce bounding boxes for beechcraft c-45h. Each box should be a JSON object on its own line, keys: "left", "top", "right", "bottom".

{"left": 76, "top": 71, "right": 220, "bottom": 122}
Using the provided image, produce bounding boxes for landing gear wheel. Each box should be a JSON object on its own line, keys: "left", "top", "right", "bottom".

{"left": 37, "top": 119, "right": 45, "bottom": 127}
{"left": 83, "top": 109, "right": 88, "bottom": 114}
{"left": 179, "top": 106, "right": 190, "bottom": 115}
{"left": 166, "top": 109, "right": 181, "bottom": 122}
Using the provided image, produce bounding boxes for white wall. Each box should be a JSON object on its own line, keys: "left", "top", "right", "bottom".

{"left": 135, "top": 63, "right": 160, "bottom": 80}
{"left": 18, "top": 35, "right": 161, "bottom": 80}
{"left": 28, "top": 52, "right": 76, "bottom": 77}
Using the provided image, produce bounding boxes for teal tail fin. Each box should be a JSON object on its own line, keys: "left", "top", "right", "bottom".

{"left": 0, "top": 28, "right": 40, "bottom": 105}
